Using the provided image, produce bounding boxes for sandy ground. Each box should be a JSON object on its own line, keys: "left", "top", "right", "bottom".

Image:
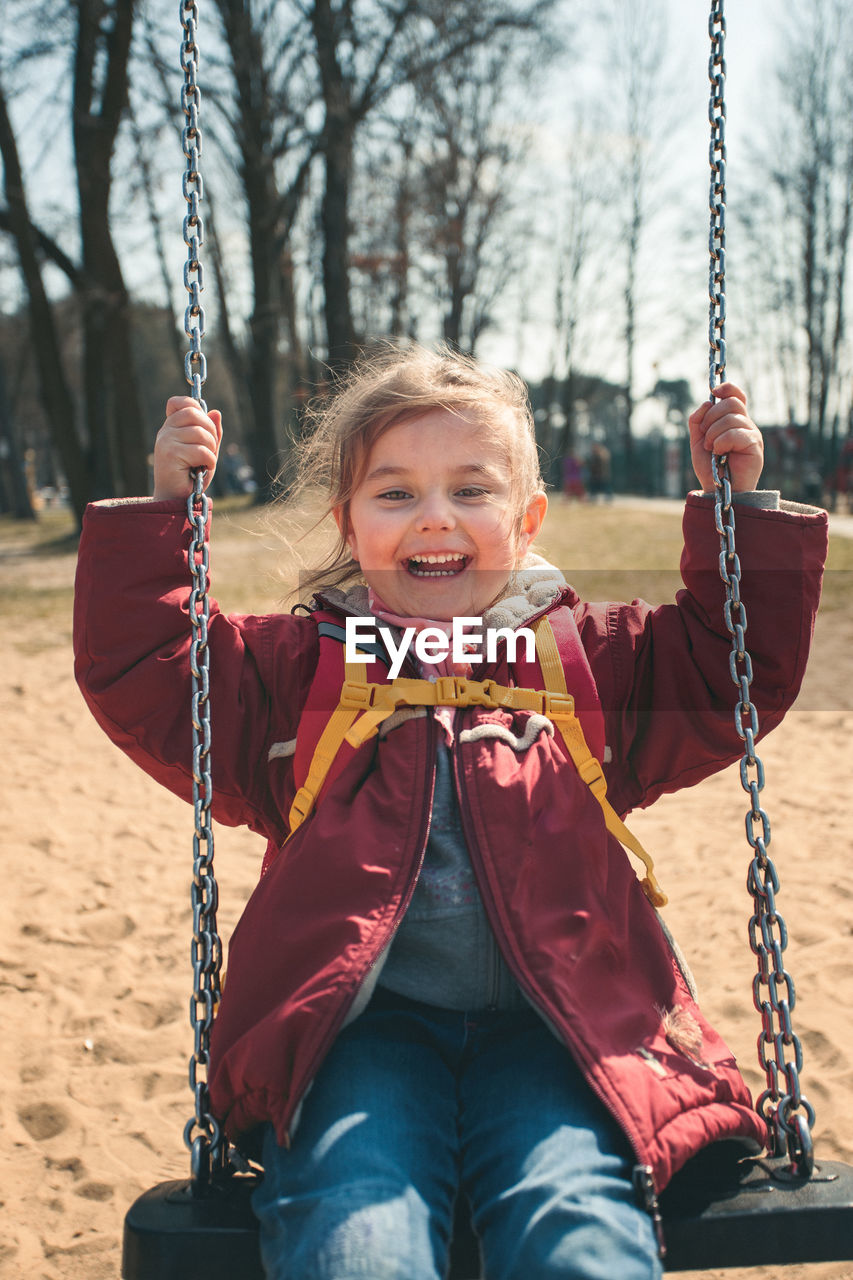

{"left": 1, "top": 511, "right": 852, "bottom": 1280}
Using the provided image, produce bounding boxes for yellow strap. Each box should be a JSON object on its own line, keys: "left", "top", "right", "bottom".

{"left": 531, "top": 614, "right": 565, "bottom": 693}
{"left": 286, "top": 620, "right": 668, "bottom": 907}
{"left": 287, "top": 660, "right": 366, "bottom": 837}
{"left": 533, "top": 617, "right": 667, "bottom": 908}
{"left": 341, "top": 674, "right": 548, "bottom": 747}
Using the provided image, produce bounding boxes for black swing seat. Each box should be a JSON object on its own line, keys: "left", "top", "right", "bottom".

{"left": 123, "top": 1176, "right": 264, "bottom": 1280}
{"left": 122, "top": 1153, "right": 853, "bottom": 1279}
{"left": 659, "top": 1152, "right": 853, "bottom": 1272}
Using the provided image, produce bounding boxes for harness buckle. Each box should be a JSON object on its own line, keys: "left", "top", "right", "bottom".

{"left": 289, "top": 785, "right": 315, "bottom": 827}
{"left": 340, "top": 680, "right": 375, "bottom": 709}
{"left": 434, "top": 676, "right": 502, "bottom": 708}
{"left": 467, "top": 678, "right": 502, "bottom": 707}
{"left": 543, "top": 691, "right": 575, "bottom": 720}
{"left": 434, "top": 675, "right": 465, "bottom": 705}
{"left": 577, "top": 755, "right": 607, "bottom": 797}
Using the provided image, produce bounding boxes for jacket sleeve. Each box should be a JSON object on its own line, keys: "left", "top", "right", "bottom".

{"left": 579, "top": 494, "right": 828, "bottom": 816}
{"left": 73, "top": 498, "right": 316, "bottom": 845}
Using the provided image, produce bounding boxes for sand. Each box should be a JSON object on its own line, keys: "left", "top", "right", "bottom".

{"left": 1, "top": 504, "right": 852, "bottom": 1280}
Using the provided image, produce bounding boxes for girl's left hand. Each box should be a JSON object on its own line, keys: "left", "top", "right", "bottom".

{"left": 688, "top": 383, "right": 764, "bottom": 493}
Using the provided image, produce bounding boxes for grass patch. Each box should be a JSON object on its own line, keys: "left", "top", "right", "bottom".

{"left": 0, "top": 508, "right": 77, "bottom": 554}
{"left": 820, "top": 533, "right": 853, "bottom": 612}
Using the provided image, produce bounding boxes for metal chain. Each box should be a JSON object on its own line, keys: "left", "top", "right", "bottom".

{"left": 180, "top": 0, "right": 224, "bottom": 1189}
{"left": 707, "top": 1, "right": 727, "bottom": 394}
{"left": 707, "top": 0, "right": 814, "bottom": 1178}
{"left": 181, "top": 0, "right": 207, "bottom": 409}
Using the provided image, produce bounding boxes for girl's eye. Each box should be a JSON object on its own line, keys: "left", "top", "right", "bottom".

{"left": 378, "top": 489, "right": 410, "bottom": 501}
{"left": 457, "top": 486, "right": 488, "bottom": 498}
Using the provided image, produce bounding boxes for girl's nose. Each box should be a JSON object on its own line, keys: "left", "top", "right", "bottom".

{"left": 415, "top": 492, "right": 455, "bottom": 531}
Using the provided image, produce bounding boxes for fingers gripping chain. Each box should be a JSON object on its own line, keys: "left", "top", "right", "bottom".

{"left": 707, "top": 0, "right": 814, "bottom": 1177}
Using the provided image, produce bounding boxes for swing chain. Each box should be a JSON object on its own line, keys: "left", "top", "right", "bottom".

{"left": 707, "top": 0, "right": 814, "bottom": 1179}
{"left": 711, "top": 465, "right": 815, "bottom": 1177}
{"left": 181, "top": 0, "right": 225, "bottom": 1190}
{"left": 185, "top": 472, "right": 224, "bottom": 1187}
{"left": 181, "top": 0, "right": 207, "bottom": 409}
{"left": 707, "top": 0, "right": 726, "bottom": 390}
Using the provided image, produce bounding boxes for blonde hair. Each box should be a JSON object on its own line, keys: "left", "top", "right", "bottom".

{"left": 282, "top": 342, "right": 543, "bottom": 600}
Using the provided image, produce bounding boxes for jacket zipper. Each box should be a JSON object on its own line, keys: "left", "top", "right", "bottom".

{"left": 279, "top": 710, "right": 439, "bottom": 1143}
{"left": 633, "top": 1164, "right": 666, "bottom": 1256}
{"left": 450, "top": 733, "right": 667, "bottom": 1256}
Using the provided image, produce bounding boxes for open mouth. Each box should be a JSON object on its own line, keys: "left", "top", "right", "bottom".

{"left": 406, "top": 553, "right": 469, "bottom": 578}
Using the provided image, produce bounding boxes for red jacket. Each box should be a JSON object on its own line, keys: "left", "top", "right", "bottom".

{"left": 73, "top": 494, "right": 827, "bottom": 1192}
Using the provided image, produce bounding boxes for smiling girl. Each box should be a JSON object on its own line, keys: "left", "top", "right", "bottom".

{"left": 75, "top": 343, "right": 827, "bottom": 1280}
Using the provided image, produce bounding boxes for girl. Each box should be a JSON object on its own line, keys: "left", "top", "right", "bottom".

{"left": 74, "top": 345, "right": 827, "bottom": 1280}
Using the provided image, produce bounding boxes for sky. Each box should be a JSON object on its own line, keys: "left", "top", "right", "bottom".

{"left": 475, "top": 0, "right": 785, "bottom": 423}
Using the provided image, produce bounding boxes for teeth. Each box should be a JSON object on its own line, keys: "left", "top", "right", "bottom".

{"left": 412, "top": 553, "right": 465, "bottom": 565}
{"left": 406, "top": 552, "right": 467, "bottom": 578}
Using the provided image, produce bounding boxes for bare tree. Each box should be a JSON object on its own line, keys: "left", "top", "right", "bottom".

{"left": 413, "top": 34, "right": 543, "bottom": 356}
{"left": 601, "top": 0, "right": 671, "bottom": 472}
{"left": 72, "top": 0, "right": 149, "bottom": 498}
{"left": 550, "top": 112, "right": 618, "bottom": 456}
{"left": 0, "top": 69, "right": 89, "bottom": 525}
{"left": 738, "top": 0, "right": 853, "bottom": 489}
{"left": 207, "top": 0, "right": 320, "bottom": 497}
{"left": 0, "top": 340, "right": 36, "bottom": 519}
{"left": 307, "top": 0, "right": 557, "bottom": 367}
{"left": 135, "top": 0, "right": 320, "bottom": 499}
{"left": 347, "top": 122, "right": 416, "bottom": 343}
{"left": 783, "top": 0, "right": 852, "bottom": 457}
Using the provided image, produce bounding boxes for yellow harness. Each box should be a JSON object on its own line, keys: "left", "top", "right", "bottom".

{"left": 287, "top": 617, "right": 667, "bottom": 908}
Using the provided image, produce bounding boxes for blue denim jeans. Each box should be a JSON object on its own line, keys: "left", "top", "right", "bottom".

{"left": 252, "top": 988, "right": 662, "bottom": 1280}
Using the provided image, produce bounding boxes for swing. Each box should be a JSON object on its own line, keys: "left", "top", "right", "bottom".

{"left": 121, "top": 3, "right": 853, "bottom": 1276}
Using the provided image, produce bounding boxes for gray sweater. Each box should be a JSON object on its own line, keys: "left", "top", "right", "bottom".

{"left": 378, "top": 740, "right": 527, "bottom": 1011}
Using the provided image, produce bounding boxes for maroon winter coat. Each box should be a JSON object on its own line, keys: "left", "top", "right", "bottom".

{"left": 73, "top": 493, "right": 827, "bottom": 1193}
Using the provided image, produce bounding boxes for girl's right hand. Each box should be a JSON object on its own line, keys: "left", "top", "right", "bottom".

{"left": 153, "top": 397, "right": 223, "bottom": 500}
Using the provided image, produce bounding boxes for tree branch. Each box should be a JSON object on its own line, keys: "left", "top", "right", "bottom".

{"left": 0, "top": 208, "right": 83, "bottom": 289}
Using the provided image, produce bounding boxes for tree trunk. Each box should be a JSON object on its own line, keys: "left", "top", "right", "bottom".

{"left": 311, "top": 0, "right": 356, "bottom": 367}
{"left": 389, "top": 137, "right": 413, "bottom": 339}
{"left": 623, "top": 143, "right": 641, "bottom": 475}
{"left": 0, "top": 78, "right": 89, "bottom": 527}
{"left": 320, "top": 120, "right": 357, "bottom": 366}
{"left": 73, "top": 0, "right": 148, "bottom": 499}
{"left": 560, "top": 367, "right": 579, "bottom": 455}
{"left": 0, "top": 354, "right": 36, "bottom": 520}
{"left": 280, "top": 247, "right": 308, "bottom": 385}
{"left": 247, "top": 253, "right": 281, "bottom": 500}
{"left": 442, "top": 258, "right": 466, "bottom": 350}
{"left": 214, "top": 0, "right": 315, "bottom": 498}
{"left": 242, "top": 149, "right": 285, "bottom": 501}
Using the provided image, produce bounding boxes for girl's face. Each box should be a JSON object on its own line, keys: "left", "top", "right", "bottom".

{"left": 337, "top": 409, "right": 547, "bottom": 620}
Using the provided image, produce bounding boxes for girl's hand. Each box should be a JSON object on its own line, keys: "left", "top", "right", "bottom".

{"left": 688, "top": 383, "right": 764, "bottom": 493}
{"left": 153, "top": 397, "right": 223, "bottom": 500}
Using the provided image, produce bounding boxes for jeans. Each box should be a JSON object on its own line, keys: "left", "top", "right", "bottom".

{"left": 252, "top": 988, "right": 662, "bottom": 1280}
